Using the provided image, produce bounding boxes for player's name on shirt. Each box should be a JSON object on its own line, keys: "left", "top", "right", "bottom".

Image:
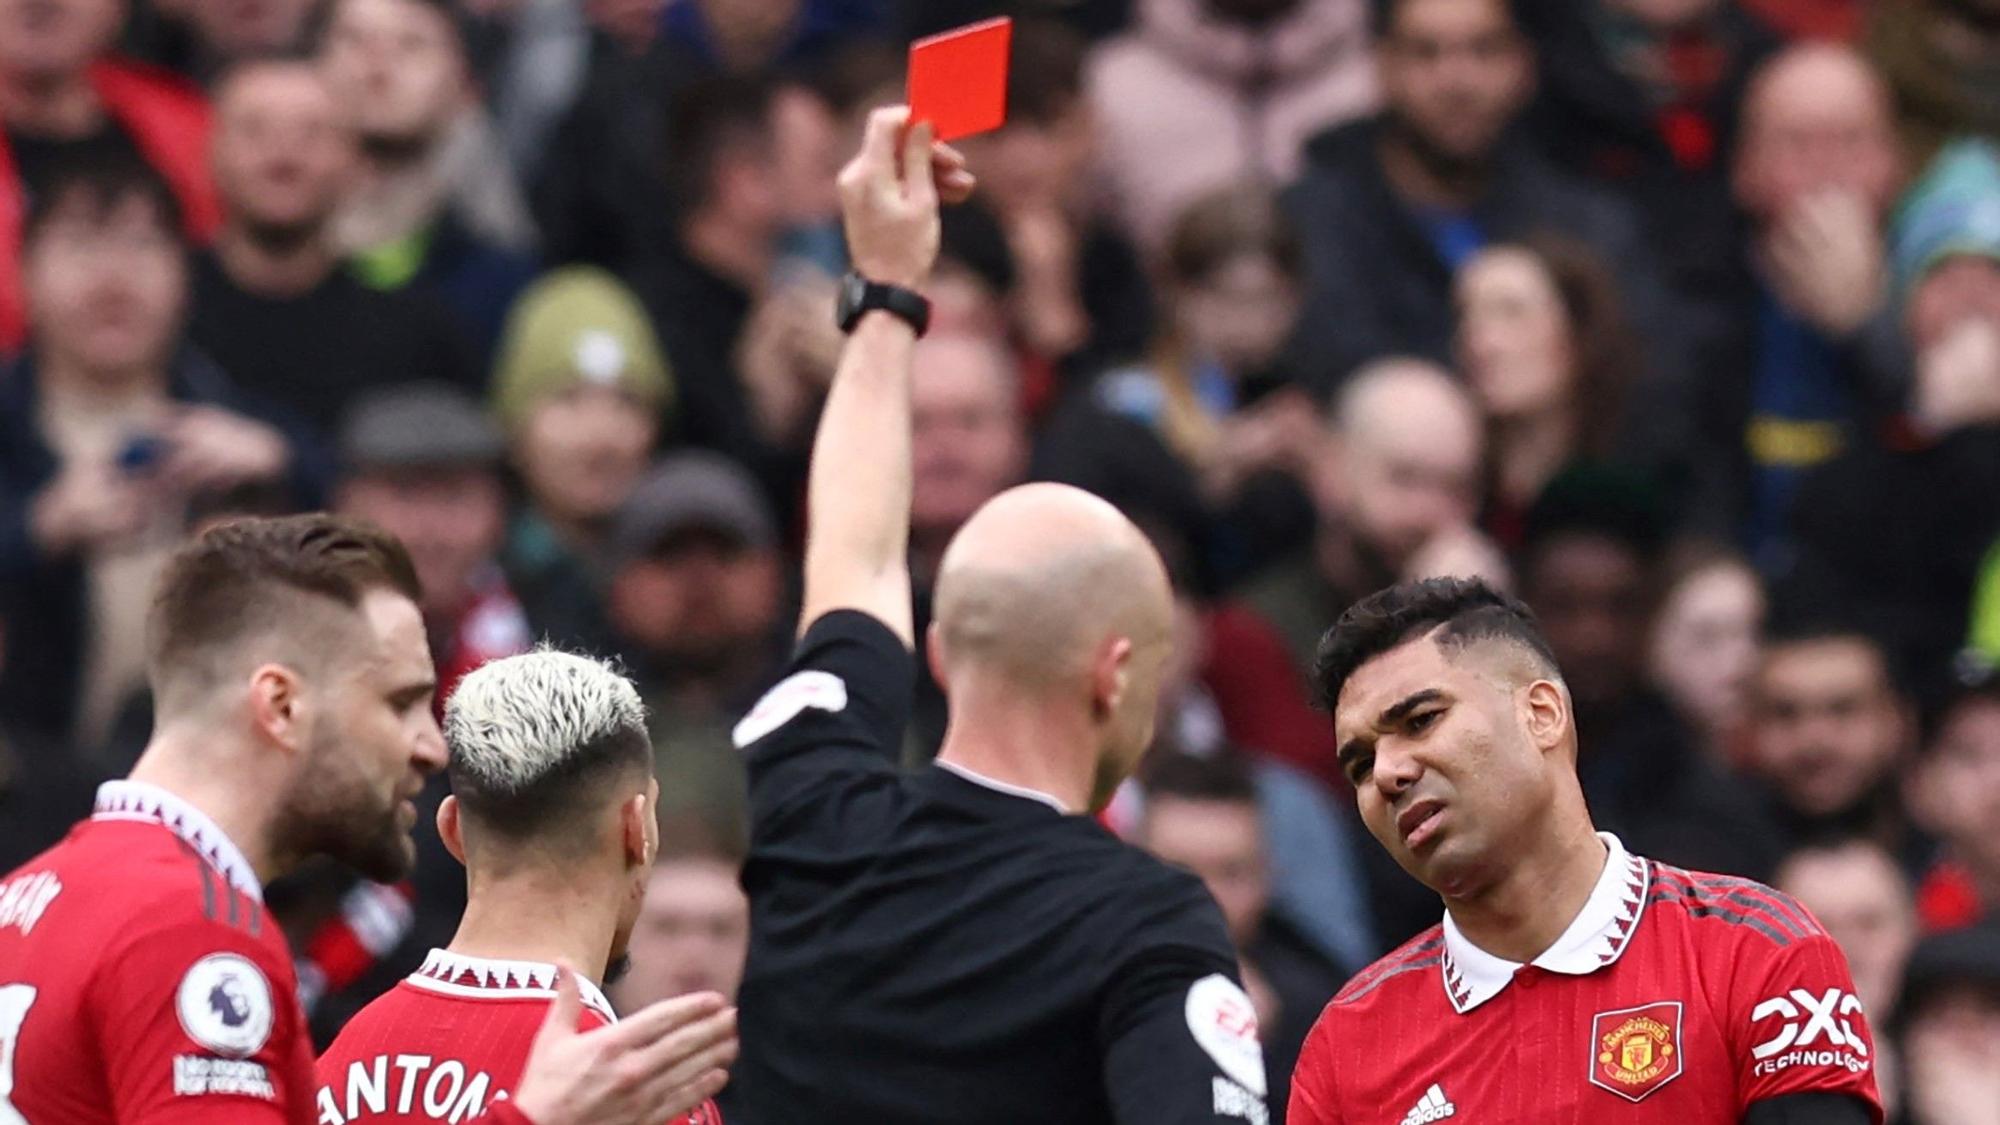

{"left": 0, "top": 869, "right": 62, "bottom": 936}
{"left": 316, "top": 1054, "right": 509, "bottom": 1125}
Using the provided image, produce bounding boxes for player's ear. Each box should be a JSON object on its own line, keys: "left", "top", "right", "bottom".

{"left": 247, "top": 663, "right": 307, "bottom": 754}
{"left": 622, "top": 791, "right": 652, "bottom": 870}
{"left": 437, "top": 796, "right": 467, "bottom": 865}
{"left": 1522, "top": 678, "right": 1569, "bottom": 755}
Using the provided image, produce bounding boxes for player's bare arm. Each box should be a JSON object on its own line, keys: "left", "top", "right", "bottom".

{"left": 796, "top": 105, "right": 973, "bottom": 646}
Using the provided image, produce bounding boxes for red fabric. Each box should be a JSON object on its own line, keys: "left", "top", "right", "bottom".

{"left": 0, "top": 59, "right": 219, "bottom": 354}
{"left": 1200, "top": 604, "right": 1344, "bottom": 791}
{"left": 0, "top": 819, "right": 315, "bottom": 1122}
{"left": 1915, "top": 860, "right": 1985, "bottom": 933}
{"left": 1289, "top": 863, "right": 1883, "bottom": 1123}
{"left": 316, "top": 967, "right": 721, "bottom": 1124}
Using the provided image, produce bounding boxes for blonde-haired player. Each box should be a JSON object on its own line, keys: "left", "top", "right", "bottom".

{"left": 315, "top": 648, "right": 730, "bottom": 1123}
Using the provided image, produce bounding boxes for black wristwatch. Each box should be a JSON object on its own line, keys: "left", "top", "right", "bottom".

{"left": 835, "top": 271, "right": 930, "bottom": 337}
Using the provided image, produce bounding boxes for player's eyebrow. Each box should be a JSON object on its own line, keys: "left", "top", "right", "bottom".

{"left": 1336, "top": 688, "right": 1447, "bottom": 773}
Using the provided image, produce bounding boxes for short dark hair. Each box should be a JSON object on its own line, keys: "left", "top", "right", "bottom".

{"left": 661, "top": 74, "right": 775, "bottom": 221}
{"left": 148, "top": 514, "right": 421, "bottom": 698}
{"left": 1917, "top": 653, "right": 2000, "bottom": 751}
{"left": 1373, "top": 0, "right": 1522, "bottom": 39}
{"left": 1141, "top": 748, "right": 1259, "bottom": 807}
{"left": 23, "top": 150, "right": 185, "bottom": 247}
{"left": 1164, "top": 183, "right": 1304, "bottom": 287}
{"left": 1314, "top": 577, "right": 1560, "bottom": 710}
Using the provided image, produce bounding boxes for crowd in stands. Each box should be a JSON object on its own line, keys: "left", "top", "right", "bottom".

{"left": 0, "top": 0, "right": 1997, "bottom": 1121}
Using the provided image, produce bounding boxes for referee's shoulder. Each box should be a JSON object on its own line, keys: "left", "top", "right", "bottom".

{"left": 1645, "top": 860, "right": 1829, "bottom": 949}
{"left": 1323, "top": 923, "right": 1447, "bottom": 1012}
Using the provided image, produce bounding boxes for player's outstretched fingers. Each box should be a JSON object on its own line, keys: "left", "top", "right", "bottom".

{"left": 627, "top": 1003, "right": 737, "bottom": 1083}
{"left": 932, "top": 142, "right": 976, "bottom": 204}
{"left": 633, "top": 1023, "right": 739, "bottom": 1118}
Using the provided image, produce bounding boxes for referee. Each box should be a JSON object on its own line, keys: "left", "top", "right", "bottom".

{"left": 727, "top": 107, "right": 1267, "bottom": 1125}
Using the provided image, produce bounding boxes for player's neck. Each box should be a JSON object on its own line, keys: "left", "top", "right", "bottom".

{"left": 1444, "top": 822, "right": 1607, "bottom": 964}
{"left": 935, "top": 677, "right": 1094, "bottom": 814}
{"left": 448, "top": 868, "right": 622, "bottom": 985}
{"left": 124, "top": 730, "right": 287, "bottom": 884}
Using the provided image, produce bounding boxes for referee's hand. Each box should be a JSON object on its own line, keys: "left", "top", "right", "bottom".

{"left": 837, "top": 105, "right": 975, "bottom": 291}
{"left": 510, "top": 963, "right": 737, "bottom": 1125}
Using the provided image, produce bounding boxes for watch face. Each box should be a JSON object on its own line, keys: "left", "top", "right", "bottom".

{"left": 838, "top": 272, "right": 869, "bottom": 323}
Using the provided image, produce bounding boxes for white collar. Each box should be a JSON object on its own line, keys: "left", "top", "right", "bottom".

{"left": 93, "top": 780, "right": 263, "bottom": 903}
{"left": 934, "top": 759, "right": 1071, "bottom": 814}
{"left": 408, "top": 948, "right": 618, "bottom": 1025}
{"left": 1440, "top": 832, "right": 1650, "bottom": 1014}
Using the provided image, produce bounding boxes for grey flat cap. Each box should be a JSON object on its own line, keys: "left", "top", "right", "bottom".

{"left": 612, "top": 451, "right": 777, "bottom": 561}
{"left": 338, "top": 382, "right": 505, "bottom": 473}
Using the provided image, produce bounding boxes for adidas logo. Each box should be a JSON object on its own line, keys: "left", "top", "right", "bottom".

{"left": 1399, "top": 1083, "right": 1456, "bottom": 1125}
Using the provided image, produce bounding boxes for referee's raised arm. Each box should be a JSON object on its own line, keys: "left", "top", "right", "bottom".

{"left": 798, "top": 106, "right": 973, "bottom": 648}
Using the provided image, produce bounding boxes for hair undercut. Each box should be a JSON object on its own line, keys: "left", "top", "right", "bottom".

{"left": 1314, "top": 576, "right": 1562, "bottom": 710}
{"left": 147, "top": 514, "right": 421, "bottom": 706}
{"left": 444, "top": 647, "right": 653, "bottom": 847}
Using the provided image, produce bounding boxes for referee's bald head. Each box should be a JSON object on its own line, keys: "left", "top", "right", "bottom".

{"left": 931, "top": 483, "right": 1175, "bottom": 807}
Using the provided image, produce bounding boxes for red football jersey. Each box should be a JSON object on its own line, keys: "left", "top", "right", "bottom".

{"left": 315, "top": 949, "right": 722, "bottom": 1125}
{"left": 0, "top": 781, "right": 316, "bottom": 1122}
{"left": 1290, "top": 835, "right": 1883, "bottom": 1124}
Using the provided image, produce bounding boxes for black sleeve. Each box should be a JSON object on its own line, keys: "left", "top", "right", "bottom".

{"left": 733, "top": 609, "right": 913, "bottom": 824}
{"left": 1741, "top": 1093, "right": 1876, "bottom": 1125}
{"left": 1097, "top": 875, "right": 1268, "bottom": 1125}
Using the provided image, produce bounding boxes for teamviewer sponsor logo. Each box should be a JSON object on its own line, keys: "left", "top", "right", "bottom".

{"left": 1400, "top": 1083, "right": 1456, "bottom": 1124}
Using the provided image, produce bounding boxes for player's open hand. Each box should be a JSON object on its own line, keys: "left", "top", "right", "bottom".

{"left": 837, "top": 105, "right": 975, "bottom": 290}
{"left": 510, "top": 963, "right": 738, "bottom": 1125}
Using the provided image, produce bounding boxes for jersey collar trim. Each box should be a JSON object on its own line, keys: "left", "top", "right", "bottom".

{"left": 408, "top": 948, "right": 618, "bottom": 1024}
{"left": 1439, "top": 832, "right": 1649, "bottom": 1014}
{"left": 92, "top": 779, "right": 263, "bottom": 902}
{"left": 934, "top": 758, "right": 1071, "bottom": 814}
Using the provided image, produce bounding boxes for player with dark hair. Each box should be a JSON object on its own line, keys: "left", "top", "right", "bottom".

{"left": 315, "top": 647, "right": 725, "bottom": 1124}
{"left": 1290, "top": 577, "right": 1883, "bottom": 1124}
{"left": 0, "top": 514, "right": 735, "bottom": 1124}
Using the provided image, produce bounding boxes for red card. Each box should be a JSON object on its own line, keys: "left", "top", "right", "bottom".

{"left": 906, "top": 17, "right": 1012, "bottom": 143}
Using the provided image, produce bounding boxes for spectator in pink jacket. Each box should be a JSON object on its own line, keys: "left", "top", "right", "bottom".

{"left": 1087, "top": 0, "right": 1377, "bottom": 255}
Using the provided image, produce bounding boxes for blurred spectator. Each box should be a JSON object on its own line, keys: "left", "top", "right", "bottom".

{"left": 1891, "top": 923, "right": 2000, "bottom": 1125}
{"left": 192, "top": 59, "right": 477, "bottom": 433}
{"left": 1238, "top": 358, "right": 1487, "bottom": 679}
{"left": 610, "top": 844, "right": 751, "bottom": 1010}
{"left": 1088, "top": 0, "right": 1376, "bottom": 256}
{"left": 531, "top": 0, "right": 878, "bottom": 268}
{"left": 0, "top": 617, "right": 103, "bottom": 869}
{"left": 1646, "top": 540, "right": 1766, "bottom": 769}
{"left": 1091, "top": 183, "right": 1320, "bottom": 578}
{"left": 627, "top": 75, "right": 829, "bottom": 510}
{"left": 1868, "top": 0, "right": 2000, "bottom": 175}
{"left": 904, "top": 330, "right": 1033, "bottom": 755}
{"left": 142, "top": 0, "right": 324, "bottom": 83}
{"left": 1283, "top": 0, "right": 1668, "bottom": 390}
{"left": 1135, "top": 748, "right": 1348, "bottom": 1124}
{"left": 1745, "top": 617, "right": 1921, "bottom": 866}
{"left": 954, "top": 19, "right": 1154, "bottom": 378}
{"left": 1778, "top": 837, "right": 1920, "bottom": 1022}
{"left": 0, "top": 154, "right": 321, "bottom": 753}
{"left": 1520, "top": 464, "right": 1783, "bottom": 880}
{"left": 1515, "top": 0, "right": 1778, "bottom": 340}
{"left": 605, "top": 452, "right": 789, "bottom": 847}
{"left": 332, "top": 382, "right": 527, "bottom": 699}
{"left": 1788, "top": 138, "right": 2000, "bottom": 678}
{"left": 492, "top": 266, "right": 671, "bottom": 649}
{"left": 0, "top": 0, "right": 221, "bottom": 352}
{"left": 1908, "top": 662, "right": 2000, "bottom": 932}
{"left": 1776, "top": 836, "right": 1918, "bottom": 1117}
{"left": 1698, "top": 42, "right": 1909, "bottom": 560}
{"left": 319, "top": 0, "right": 538, "bottom": 355}
{"left": 1453, "top": 234, "right": 1679, "bottom": 545}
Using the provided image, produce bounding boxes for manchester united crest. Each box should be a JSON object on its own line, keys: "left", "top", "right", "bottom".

{"left": 1590, "top": 1001, "right": 1684, "bottom": 1102}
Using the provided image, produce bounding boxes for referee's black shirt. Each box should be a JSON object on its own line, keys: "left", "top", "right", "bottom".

{"left": 730, "top": 611, "right": 1269, "bottom": 1125}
